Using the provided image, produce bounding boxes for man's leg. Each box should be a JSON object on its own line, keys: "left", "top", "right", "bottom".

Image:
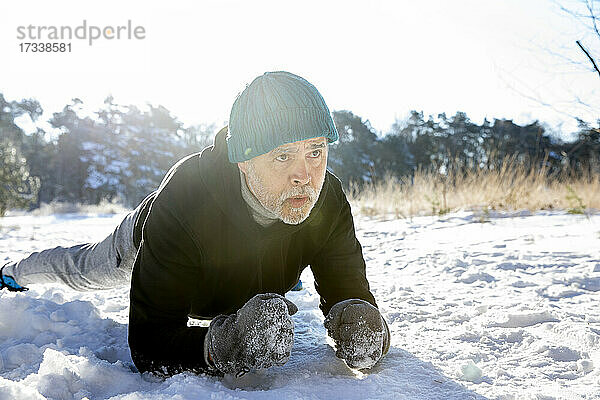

{"left": 2, "top": 206, "right": 141, "bottom": 291}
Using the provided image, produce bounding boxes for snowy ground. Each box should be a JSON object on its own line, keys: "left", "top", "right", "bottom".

{"left": 0, "top": 210, "right": 599, "bottom": 399}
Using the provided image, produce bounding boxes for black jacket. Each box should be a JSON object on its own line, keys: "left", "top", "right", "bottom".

{"left": 128, "top": 126, "right": 378, "bottom": 375}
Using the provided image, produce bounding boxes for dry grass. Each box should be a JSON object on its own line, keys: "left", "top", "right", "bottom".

{"left": 347, "top": 155, "right": 600, "bottom": 220}
{"left": 4, "top": 199, "right": 131, "bottom": 217}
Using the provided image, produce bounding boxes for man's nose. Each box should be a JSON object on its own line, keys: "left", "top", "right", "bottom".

{"left": 291, "top": 159, "right": 311, "bottom": 186}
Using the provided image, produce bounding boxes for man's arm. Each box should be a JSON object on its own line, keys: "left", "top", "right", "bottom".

{"left": 309, "top": 184, "right": 377, "bottom": 316}
{"left": 310, "top": 180, "right": 389, "bottom": 369}
{"left": 128, "top": 192, "right": 211, "bottom": 376}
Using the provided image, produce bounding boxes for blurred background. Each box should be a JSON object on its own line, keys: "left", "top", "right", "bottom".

{"left": 0, "top": 0, "right": 598, "bottom": 217}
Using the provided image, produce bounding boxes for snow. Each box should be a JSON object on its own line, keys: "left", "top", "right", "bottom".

{"left": 459, "top": 360, "right": 483, "bottom": 383}
{"left": 1, "top": 210, "right": 599, "bottom": 399}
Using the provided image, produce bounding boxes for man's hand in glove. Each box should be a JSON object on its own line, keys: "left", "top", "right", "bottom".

{"left": 204, "top": 293, "right": 298, "bottom": 376}
{"left": 324, "top": 299, "right": 390, "bottom": 370}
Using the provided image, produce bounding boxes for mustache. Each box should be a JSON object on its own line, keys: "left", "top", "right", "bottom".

{"left": 279, "top": 185, "right": 317, "bottom": 203}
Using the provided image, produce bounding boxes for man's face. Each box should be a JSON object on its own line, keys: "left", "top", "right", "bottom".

{"left": 238, "top": 136, "right": 328, "bottom": 225}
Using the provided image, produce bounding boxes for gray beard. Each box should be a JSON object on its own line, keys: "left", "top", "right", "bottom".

{"left": 239, "top": 169, "right": 279, "bottom": 227}
{"left": 241, "top": 163, "right": 323, "bottom": 225}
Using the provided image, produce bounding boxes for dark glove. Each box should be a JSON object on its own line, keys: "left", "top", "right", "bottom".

{"left": 324, "top": 299, "right": 390, "bottom": 370}
{"left": 204, "top": 293, "right": 298, "bottom": 376}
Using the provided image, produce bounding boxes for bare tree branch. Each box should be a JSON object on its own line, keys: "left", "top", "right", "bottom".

{"left": 496, "top": 66, "right": 592, "bottom": 121}
{"left": 585, "top": 0, "right": 600, "bottom": 37}
{"left": 576, "top": 40, "right": 600, "bottom": 78}
{"left": 499, "top": 1, "right": 600, "bottom": 127}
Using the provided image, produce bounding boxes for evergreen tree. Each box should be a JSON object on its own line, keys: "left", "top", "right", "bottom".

{"left": 329, "top": 110, "right": 379, "bottom": 188}
{"left": 0, "top": 94, "right": 42, "bottom": 214}
{"left": 20, "top": 128, "right": 57, "bottom": 207}
{"left": 376, "top": 119, "right": 414, "bottom": 178}
{"left": 0, "top": 140, "right": 40, "bottom": 216}
{"left": 119, "top": 104, "right": 188, "bottom": 206}
{"left": 399, "top": 111, "right": 438, "bottom": 171}
{"left": 49, "top": 99, "right": 96, "bottom": 203}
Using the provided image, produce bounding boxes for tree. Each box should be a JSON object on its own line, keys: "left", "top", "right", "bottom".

{"left": 20, "top": 128, "right": 57, "bottom": 207}
{"left": 396, "top": 111, "right": 442, "bottom": 172}
{"left": 49, "top": 99, "right": 97, "bottom": 203}
{"left": 181, "top": 123, "right": 217, "bottom": 151}
{"left": 0, "top": 139, "right": 39, "bottom": 216}
{"left": 47, "top": 97, "right": 199, "bottom": 207}
{"left": 0, "top": 94, "right": 43, "bottom": 214}
{"left": 375, "top": 124, "right": 414, "bottom": 179}
{"left": 329, "top": 111, "right": 380, "bottom": 188}
{"left": 119, "top": 103, "right": 189, "bottom": 206}
{"left": 487, "top": 119, "right": 556, "bottom": 168}
{"left": 557, "top": 0, "right": 600, "bottom": 141}
{"left": 0, "top": 94, "right": 43, "bottom": 144}
{"left": 559, "top": 119, "right": 600, "bottom": 174}
{"left": 513, "top": 1, "right": 600, "bottom": 126}
{"left": 556, "top": 0, "right": 600, "bottom": 78}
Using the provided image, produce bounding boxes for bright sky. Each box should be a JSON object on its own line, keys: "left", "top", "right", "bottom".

{"left": 1, "top": 0, "right": 598, "bottom": 141}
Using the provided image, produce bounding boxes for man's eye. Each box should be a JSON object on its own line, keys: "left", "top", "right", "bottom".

{"left": 308, "top": 150, "right": 322, "bottom": 158}
{"left": 276, "top": 154, "right": 289, "bottom": 162}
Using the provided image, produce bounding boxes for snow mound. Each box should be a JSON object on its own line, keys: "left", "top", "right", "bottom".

{"left": 25, "top": 348, "right": 146, "bottom": 399}
{"left": 490, "top": 311, "right": 560, "bottom": 328}
{"left": 458, "top": 360, "right": 483, "bottom": 383}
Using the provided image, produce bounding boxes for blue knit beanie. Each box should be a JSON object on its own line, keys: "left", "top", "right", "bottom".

{"left": 227, "top": 71, "right": 339, "bottom": 163}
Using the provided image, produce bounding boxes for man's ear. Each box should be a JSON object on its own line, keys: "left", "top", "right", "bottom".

{"left": 237, "top": 161, "right": 248, "bottom": 174}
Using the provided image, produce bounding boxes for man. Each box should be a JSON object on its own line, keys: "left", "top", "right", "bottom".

{"left": 1, "top": 71, "right": 390, "bottom": 377}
